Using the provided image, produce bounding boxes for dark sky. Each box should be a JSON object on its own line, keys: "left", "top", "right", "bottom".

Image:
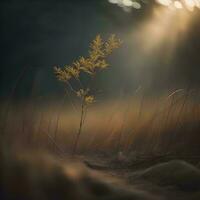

{"left": 1, "top": 0, "right": 200, "bottom": 100}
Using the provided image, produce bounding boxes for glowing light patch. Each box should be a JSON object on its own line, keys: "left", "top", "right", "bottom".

{"left": 174, "top": 1, "right": 183, "bottom": 9}
{"left": 108, "top": 0, "right": 119, "bottom": 4}
{"left": 156, "top": 0, "right": 172, "bottom": 6}
{"left": 132, "top": 2, "right": 142, "bottom": 9}
{"left": 107, "top": 0, "right": 142, "bottom": 11}
{"left": 108, "top": 0, "right": 200, "bottom": 11}
{"left": 194, "top": 0, "right": 200, "bottom": 8}
{"left": 122, "top": 0, "right": 133, "bottom": 7}
{"left": 156, "top": 0, "right": 200, "bottom": 11}
{"left": 184, "top": 0, "right": 195, "bottom": 11}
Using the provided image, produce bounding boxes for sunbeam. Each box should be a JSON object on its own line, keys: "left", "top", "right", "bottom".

{"left": 131, "top": 7, "right": 192, "bottom": 58}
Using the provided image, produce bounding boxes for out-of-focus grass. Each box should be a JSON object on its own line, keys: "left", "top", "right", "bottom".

{"left": 0, "top": 93, "right": 199, "bottom": 157}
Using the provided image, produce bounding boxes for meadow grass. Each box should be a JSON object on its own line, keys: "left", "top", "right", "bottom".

{"left": 1, "top": 91, "right": 199, "bottom": 162}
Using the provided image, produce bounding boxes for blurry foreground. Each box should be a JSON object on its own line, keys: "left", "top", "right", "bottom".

{"left": 1, "top": 91, "right": 199, "bottom": 156}
{"left": 0, "top": 91, "right": 200, "bottom": 199}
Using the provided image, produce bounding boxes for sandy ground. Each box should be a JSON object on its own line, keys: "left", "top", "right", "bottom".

{"left": 81, "top": 154, "right": 200, "bottom": 200}
{"left": 1, "top": 151, "right": 200, "bottom": 200}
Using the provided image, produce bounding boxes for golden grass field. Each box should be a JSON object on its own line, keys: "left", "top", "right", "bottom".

{"left": 1, "top": 90, "right": 199, "bottom": 159}
{"left": 0, "top": 91, "right": 200, "bottom": 200}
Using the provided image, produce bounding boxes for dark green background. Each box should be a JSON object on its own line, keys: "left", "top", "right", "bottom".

{"left": 1, "top": 0, "right": 200, "bottom": 100}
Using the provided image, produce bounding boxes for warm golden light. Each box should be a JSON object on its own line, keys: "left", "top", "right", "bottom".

{"left": 108, "top": 0, "right": 200, "bottom": 11}
{"left": 122, "top": 0, "right": 133, "bottom": 7}
{"left": 174, "top": 1, "right": 183, "bottom": 9}
{"left": 156, "top": 0, "right": 200, "bottom": 11}
{"left": 156, "top": 0, "right": 172, "bottom": 6}
{"left": 132, "top": 1, "right": 141, "bottom": 9}
{"left": 126, "top": 5, "right": 193, "bottom": 72}
{"left": 184, "top": 0, "right": 195, "bottom": 11}
{"left": 194, "top": 0, "right": 200, "bottom": 8}
{"left": 108, "top": 0, "right": 142, "bottom": 11}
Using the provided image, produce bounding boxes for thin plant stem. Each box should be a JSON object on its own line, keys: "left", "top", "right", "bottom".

{"left": 1, "top": 65, "right": 29, "bottom": 141}
{"left": 138, "top": 93, "right": 145, "bottom": 122}
{"left": 175, "top": 88, "right": 190, "bottom": 129}
{"left": 164, "top": 95, "right": 174, "bottom": 129}
{"left": 47, "top": 116, "right": 52, "bottom": 134}
{"left": 37, "top": 111, "right": 43, "bottom": 147}
{"left": 43, "top": 131, "right": 65, "bottom": 157}
{"left": 53, "top": 81, "right": 79, "bottom": 153}
{"left": 82, "top": 107, "right": 88, "bottom": 124}
{"left": 53, "top": 93, "right": 67, "bottom": 152}
{"left": 65, "top": 87, "right": 78, "bottom": 113}
{"left": 72, "top": 100, "right": 85, "bottom": 156}
{"left": 117, "top": 98, "right": 131, "bottom": 152}
{"left": 117, "top": 119, "right": 125, "bottom": 153}
{"left": 53, "top": 82, "right": 78, "bottom": 152}
{"left": 47, "top": 115, "right": 52, "bottom": 148}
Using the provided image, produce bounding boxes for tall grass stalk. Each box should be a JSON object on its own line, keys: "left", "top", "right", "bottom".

{"left": 173, "top": 87, "right": 190, "bottom": 134}
{"left": 53, "top": 84, "right": 78, "bottom": 152}
{"left": 54, "top": 34, "right": 121, "bottom": 155}
{"left": 1, "top": 65, "right": 29, "bottom": 142}
{"left": 36, "top": 111, "right": 44, "bottom": 147}
{"left": 53, "top": 92, "right": 67, "bottom": 152}
{"left": 72, "top": 100, "right": 85, "bottom": 155}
